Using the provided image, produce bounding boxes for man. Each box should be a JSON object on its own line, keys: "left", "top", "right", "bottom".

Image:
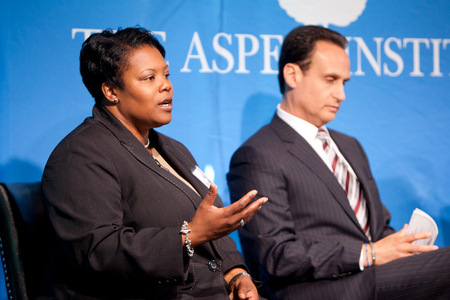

{"left": 227, "top": 25, "right": 450, "bottom": 300}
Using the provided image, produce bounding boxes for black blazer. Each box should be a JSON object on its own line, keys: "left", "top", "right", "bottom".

{"left": 42, "top": 105, "right": 245, "bottom": 299}
{"left": 227, "top": 114, "right": 395, "bottom": 300}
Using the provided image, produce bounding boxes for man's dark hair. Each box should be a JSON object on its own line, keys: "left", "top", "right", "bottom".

{"left": 79, "top": 26, "right": 166, "bottom": 104}
{"left": 278, "top": 25, "right": 348, "bottom": 94}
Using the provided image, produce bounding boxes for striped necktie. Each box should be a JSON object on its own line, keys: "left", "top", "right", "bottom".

{"left": 316, "top": 129, "right": 371, "bottom": 238}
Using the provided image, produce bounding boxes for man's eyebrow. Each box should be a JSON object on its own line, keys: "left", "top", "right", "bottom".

{"left": 324, "top": 72, "right": 350, "bottom": 82}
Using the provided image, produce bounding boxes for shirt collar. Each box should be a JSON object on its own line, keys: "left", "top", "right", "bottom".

{"left": 276, "top": 104, "right": 328, "bottom": 145}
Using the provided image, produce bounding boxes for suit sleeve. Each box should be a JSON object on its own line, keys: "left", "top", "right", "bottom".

{"left": 228, "top": 144, "right": 364, "bottom": 282}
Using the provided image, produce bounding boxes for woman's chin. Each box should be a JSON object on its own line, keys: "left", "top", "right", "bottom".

{"left": 151, "top": 117, "right": 172, "bottom": 128}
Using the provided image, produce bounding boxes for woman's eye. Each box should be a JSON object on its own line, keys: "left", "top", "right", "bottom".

{"left": 165, "top": 73, "right": 170, "bottom": 78}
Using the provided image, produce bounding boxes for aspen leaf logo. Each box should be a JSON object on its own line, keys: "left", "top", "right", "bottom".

{"left": 278, "top": 0, "right": 367, "bottom": 27}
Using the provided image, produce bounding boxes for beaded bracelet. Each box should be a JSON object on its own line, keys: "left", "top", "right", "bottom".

{"left": 365, "top": 243, "right": 370, "bottom": 267}
{"left": 180, "top": 221, "right": 194, "bottom": 257}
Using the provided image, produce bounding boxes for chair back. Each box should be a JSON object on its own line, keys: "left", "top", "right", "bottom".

{"left": 0, "top": 182, "right": 53, "bottom": 300}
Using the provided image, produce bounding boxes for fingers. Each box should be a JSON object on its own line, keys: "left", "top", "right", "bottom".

{"left": 240, "top": 196, "right": 268, "bottom": 223}
{"left": 227, "top": 190, "right": 261, "bottom": 215}
{"left": 230, "top": 197, "right": 268, "bottom": 232}
{"left": 235, "top": 276, "right": 257, "bottom": 300}
{"left": 405, "top": 231, "right": 438, "bottom": 254}
{"left": 405, "top": 231, "right": 432, "bottom": 242}
{"left": 396, "top": 224, "right": 432, "bottom": 243}
{"left": 194, "top": 188, "right": 267, "bottom": 244}
{"left": 237, "top": 190, "right": 258, "bottom": 209}
{"left": 201, "top": 183, "right": 218, "bottom": 206}
{"left": 411, "top": 244, "right": 439, "bottom": 253}
{"left": 398, "top": 224, "right": 408, "bottom": 235}
{"left": 221, "top": 191, "right": 268, "bottom": 231}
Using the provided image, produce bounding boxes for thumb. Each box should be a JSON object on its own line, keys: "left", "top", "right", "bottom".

{"left": 202, "top": 183, "right": 218, "bottom": 206}
{"left": 399, "top": 224, "right": 409, "bottom": 235}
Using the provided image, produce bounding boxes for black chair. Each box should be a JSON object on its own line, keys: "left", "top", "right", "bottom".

{"left": 0, "top": 182, "right": 54, "bottom": 300}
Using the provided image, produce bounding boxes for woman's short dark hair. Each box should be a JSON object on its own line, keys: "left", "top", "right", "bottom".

{"left": 278, "top": 25, "right": 348, "bottom": 94}
{"left": 80, "top": 26, "right": 165, "bottom": 103}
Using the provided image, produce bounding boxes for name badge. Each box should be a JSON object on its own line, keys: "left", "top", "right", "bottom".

{"left": 191, "top": 165, "right": 212, "bottom": 188}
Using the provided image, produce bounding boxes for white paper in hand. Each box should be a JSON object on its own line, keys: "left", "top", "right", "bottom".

{"left": 407, "top": 208, "right": 438, "bottom": 245}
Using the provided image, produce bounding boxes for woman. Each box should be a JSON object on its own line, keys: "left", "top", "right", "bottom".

{"left": 41, "top": 27, "right": 267, "bottom": 299}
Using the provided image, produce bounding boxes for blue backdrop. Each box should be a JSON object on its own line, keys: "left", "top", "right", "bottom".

{"left": 1, "top": 1, "right": 450, "bottom": 298}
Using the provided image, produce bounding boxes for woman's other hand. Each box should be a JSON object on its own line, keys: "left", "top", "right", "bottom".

{"left": 225, "top": 268, "right": 259, "bottom": 300}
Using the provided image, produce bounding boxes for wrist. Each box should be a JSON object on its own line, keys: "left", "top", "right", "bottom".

{"left": 370, "top": 241, "right": 376, "bottom": 266}
{"left": 228, "top": 272, "right": 251, "bottom": 288}
{"left": 180, "top": 221, "right": 194, "bottom": 257}
{"left": 362, "top": 242, "right": 376, "bottom": 267}
{"left": 183, "top": 222, "right": 205, "bottom": 248}
{"left": 224, "top": 268, "right": 247, "bottom": 283}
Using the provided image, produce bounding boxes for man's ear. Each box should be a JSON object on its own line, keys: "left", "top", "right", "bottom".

{"left": 283, "top": 63, "right": 302, "bottom": 89}
{"left": 101, "top": 82, "right": 119, "bottom": 103}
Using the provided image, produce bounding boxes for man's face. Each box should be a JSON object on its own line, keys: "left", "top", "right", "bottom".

{"left": 291, "top": 40, "right": 350, "bottom": 127}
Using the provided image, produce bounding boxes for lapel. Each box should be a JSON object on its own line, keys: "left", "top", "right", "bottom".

{"left": 93, "top": 105, "right": 206, "bottom": 208}
{"left": 270, "top": 114, "right": 366, "bottom": 235}
{"left": 153, "top": 131, "right": 210, "bottom": 201}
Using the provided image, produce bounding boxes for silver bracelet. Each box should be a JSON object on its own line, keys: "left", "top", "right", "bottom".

{"left": 180, "top": 221, "right": 194, "bottom": 257}
{"left": 228, "top": 272, "right": 251, "bottom": 287}
{"left": 369, "top": 241, "right": 376, "bottom": 266}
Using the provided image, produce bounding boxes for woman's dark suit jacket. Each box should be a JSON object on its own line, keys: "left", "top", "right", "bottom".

{"left": 41, "top": 104, "right": 245, "bottom": 299}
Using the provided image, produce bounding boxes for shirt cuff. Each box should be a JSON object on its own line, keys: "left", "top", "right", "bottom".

{"left": 359, "top": 247, "right": 365, "bottom": 271}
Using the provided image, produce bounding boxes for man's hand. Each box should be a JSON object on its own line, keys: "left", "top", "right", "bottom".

{"left": 364, "top": 224, "right": 438, "bottom": 266}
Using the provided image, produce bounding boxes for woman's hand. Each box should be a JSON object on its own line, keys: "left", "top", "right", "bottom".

{"left": 187, "top": 183, "right": 267, "bottom": 247}
{"left": 225, "top": 268, "right": 259, "bottom": 300}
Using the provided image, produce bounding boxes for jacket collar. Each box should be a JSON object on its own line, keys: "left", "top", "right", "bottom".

{"left": 92, "top": 104, "right": 207, "bottom": 205}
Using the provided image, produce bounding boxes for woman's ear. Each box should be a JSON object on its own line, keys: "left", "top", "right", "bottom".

{"left": 101, "top": 82, "right": 119, "bottom": 103}
{"left": 283, "top": 63, "right": 302, "bottom": 90}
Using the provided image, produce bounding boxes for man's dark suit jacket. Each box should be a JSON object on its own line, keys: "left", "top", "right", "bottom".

{"left": 227, "top": 114, "right": 396, "bottom": 299}
{"left": 42, "top": 105, "right": 245, "bottom": 299}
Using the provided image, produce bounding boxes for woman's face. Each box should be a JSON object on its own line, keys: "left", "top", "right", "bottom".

{"left": 113, "top": 45, "right": 173, "bottom": 134}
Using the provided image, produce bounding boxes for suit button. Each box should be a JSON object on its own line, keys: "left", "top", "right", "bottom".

{"left": 208, "top": 260, "right": 218, "bottom": 272}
